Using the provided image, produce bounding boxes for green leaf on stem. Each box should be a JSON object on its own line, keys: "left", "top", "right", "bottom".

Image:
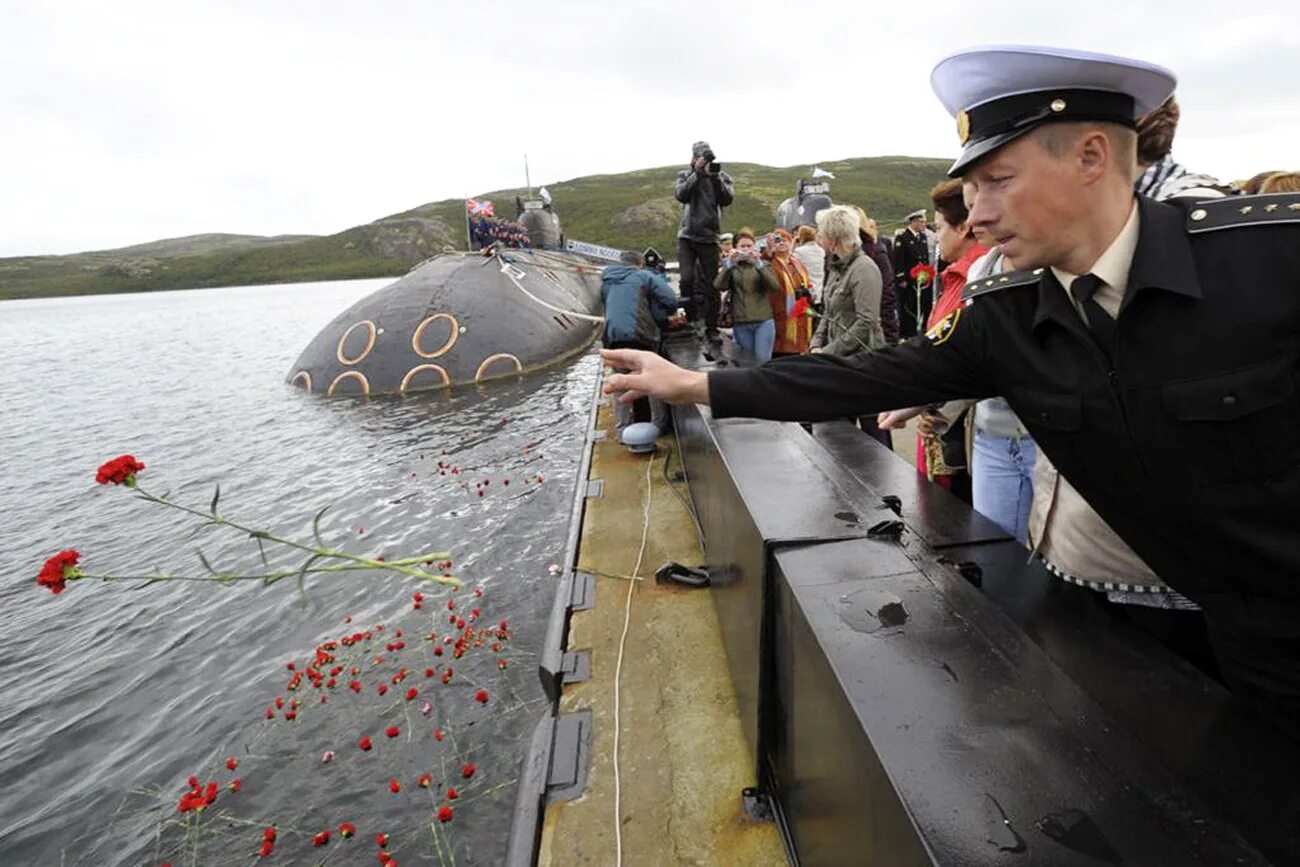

{"left": 312, "top": 505, "right": 330, "bottom": 548}
{"left": 196, "top": 549, "right": 218, "bottom": 576}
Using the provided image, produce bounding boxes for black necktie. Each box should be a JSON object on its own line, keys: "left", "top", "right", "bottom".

{"left": 1069, "top": 274, "right": 1115, "bottom": 353}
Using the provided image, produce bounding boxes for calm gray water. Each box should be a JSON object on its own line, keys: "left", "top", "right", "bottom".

{"left": 0, "top": 279, "right": 598, "bottom": 865}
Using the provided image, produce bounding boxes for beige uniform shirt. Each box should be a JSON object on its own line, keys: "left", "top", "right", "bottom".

{"left": 1029, "top": 204, "right": 1174, "bottom": 597}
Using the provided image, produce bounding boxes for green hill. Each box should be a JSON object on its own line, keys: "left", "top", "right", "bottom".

{"left": 0, "top": 156, "right": 950, "bottom": 300}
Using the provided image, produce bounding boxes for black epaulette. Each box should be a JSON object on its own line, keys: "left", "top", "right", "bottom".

{"left": 961, "top": 267, "right": 1045, "bottom": 301}
{"left": 1186, "top": 193, "right": 1300, "bottom": 233}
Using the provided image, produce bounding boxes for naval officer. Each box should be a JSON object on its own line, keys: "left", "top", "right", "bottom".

{"left": 893, "top": 208, "right": 934, "bottom": 338}
{"left": 602, "top": 45, "right": 1300, "bottom": 739}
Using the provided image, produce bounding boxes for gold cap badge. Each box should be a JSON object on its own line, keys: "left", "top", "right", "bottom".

{"left": 956, "top": 110, "right": 970, "bottom": 145}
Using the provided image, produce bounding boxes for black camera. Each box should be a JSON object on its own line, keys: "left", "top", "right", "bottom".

{"left": 701, "top": 149, "right": 721, "bottom": 173}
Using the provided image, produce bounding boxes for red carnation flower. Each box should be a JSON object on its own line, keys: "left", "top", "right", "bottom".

{"left": 338, "top": 822, "right": 356, "bottom": 838}
{"left": 359, "top": 735, "right": 373, "bottom": 751}
{"left": 405, "top": 687, "right": 418, "bottom": 701}
{"left": 376, "top": 832, "right": 389, "bottom": 847}
{"left": 385, "top": 726, "right": 400, "bottom": 738}
{"left": 258, "top": 839, "right": 274, "bottom": 858}
{"left": 791, "top": 296, "right": 811, "bottom": 320}
{"left": 475, "top": 689, "right": 489, "bottom": 705}
{"left": 377, "top": 684, "right": 388, "bottom": 696}
{"left": 388, "top": 778, "right": 401, "bottom": 793}
{"left": 263, "top": 827, "right": 277, "bottom": 842}
{"left": 434, "top": 728, "right": 445, "bottom": 741}
{"left": 446, "top": 786, "right": 459, "bottom": 799}
{"left": 433, "top": 646, "right": 444, "bottom": 657}
{"left": 418, "top": 773, "right": 433, "bottom": 788}
{"left": 229, "top": 778, "right": 242, "bottom": 793}
{"left": 461, "top": 762, "right": 476, "bottom": 779}
{"left": 225, "top": 757, "right": 238, "bottom": 771}
{"left": 425, "top": 668, "right": 435, "bottom": 677}
{"left": 313, "top": 830, "right": 330, "bottom": 847}
{"left": 95, "top": 454, "right": 145, "bottom": 486}
{"left": 437, "top": 806, "right": 454, "bottom": 823}
{"left": 349, "top": 679, "right": 362, "bottom": 693}
{"left": 36, "top": 549, "right": 81, "bottom": 595}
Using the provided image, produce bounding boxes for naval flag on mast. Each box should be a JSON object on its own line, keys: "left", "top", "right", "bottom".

{"left": 466, "top": 198, "right": 495, "bottom": 217}
{"left": 811, "top": 166, "right": 835, "bottom": 180}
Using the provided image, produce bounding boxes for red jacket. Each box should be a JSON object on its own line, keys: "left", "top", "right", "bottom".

{"left": 926, "top": 243, "right": 989, "bottom": 331}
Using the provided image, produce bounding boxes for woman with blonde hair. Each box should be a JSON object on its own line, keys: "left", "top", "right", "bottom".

{"left": 811, "top": 206, "right": 883, "bottom": 357}
{"left": 810, "top": 205, "right": 890, "bottom": 445}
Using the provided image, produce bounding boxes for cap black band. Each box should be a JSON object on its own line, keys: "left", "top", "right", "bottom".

{"left": 966, "top": 88, "right": 1136, "bottom": 145}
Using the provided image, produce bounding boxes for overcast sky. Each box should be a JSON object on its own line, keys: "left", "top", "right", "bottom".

{"left": 3, "top": 0, "right": 1296, "bottom": 257}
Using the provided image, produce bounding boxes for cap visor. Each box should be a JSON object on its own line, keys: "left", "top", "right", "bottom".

{"left": 947, "top": 126, "right": 1036, "bottom": 177}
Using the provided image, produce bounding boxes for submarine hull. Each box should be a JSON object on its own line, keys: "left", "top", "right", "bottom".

{"left": 287, "top": 250, "right": 604, "bottom": 396}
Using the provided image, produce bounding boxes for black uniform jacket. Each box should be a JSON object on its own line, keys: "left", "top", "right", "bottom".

{"left": 893, "top": 228, "right": 930, "bottom": 284}
{"left": 710, "top": 194, "right": 1300, "bottom": 619}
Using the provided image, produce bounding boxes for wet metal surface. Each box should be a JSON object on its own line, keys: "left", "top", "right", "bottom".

{"left": 667, "top": 371, "right": 1295, "bottom": 864}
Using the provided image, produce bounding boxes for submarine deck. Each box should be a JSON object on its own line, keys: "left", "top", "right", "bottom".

{"left": 536, "top": 389, "right": 785, "bottom": 865}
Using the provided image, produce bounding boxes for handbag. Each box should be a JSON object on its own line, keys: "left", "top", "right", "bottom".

{"left": 717, "top": 289, "right": 733, "bottom": 328}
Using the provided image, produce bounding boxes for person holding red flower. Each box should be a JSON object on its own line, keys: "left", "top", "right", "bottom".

{"left": 893, "top": 209, "right": 935, "bottom": 338}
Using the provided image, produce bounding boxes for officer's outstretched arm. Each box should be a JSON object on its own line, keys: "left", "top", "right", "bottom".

{"left": 709, "top": 305, "right": 996, "bottom": 422}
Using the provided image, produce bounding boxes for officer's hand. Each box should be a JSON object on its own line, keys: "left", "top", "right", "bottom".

{"left": 691, "top": 156, "right": 707, "bottom": 172}
{"left": 602, "top": 349, "right": 709, "bottom": 406}
{"left": 916, "top": 411, "right": 950, "bottom": 438}
{"left": 877, "top": 407, "right": 923, "bottom": 430}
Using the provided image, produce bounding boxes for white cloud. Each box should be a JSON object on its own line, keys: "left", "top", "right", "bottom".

{"left": 2, "top": 0, "right": 1296, "bottom": 256}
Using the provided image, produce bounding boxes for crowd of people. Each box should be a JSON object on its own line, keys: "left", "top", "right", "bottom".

{"left": 598, "top": 43, "right": 1300, "bottom": 744}
{"left": 468, "top": 215, "right": 533, "bottom": 251}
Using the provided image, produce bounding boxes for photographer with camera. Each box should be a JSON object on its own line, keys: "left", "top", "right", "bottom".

{"left": 675, "top": 141, "right": 735, "bottom": 341}
{"left": 713, "top": 228, "right": 779, "bottom": 362}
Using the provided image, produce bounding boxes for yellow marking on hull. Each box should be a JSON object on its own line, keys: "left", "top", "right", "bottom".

{"left": 327, "top": 370, "right": 371, "bottom": 397}
{"left": 399, "top": 363, "right": 452, "bottom": 393}
{"left": 474, "top": 352, "right": 523, "bottom": 382}
{"left": 290, "top": 371, "right": 313, "bottom": 392}
{"left": 412, "top": 313, "right": 460, "bottom": 359}
{"left": 336, "top": 320, "right": 377, "bottom": 365}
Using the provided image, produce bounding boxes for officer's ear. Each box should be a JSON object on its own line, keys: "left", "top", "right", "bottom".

{"left": 1077, "top": 127, "right": 1112, "bottom": 185}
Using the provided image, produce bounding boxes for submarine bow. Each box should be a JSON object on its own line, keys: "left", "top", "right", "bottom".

{"left": 287, "top": 250, "right": 604, "bottom": 396}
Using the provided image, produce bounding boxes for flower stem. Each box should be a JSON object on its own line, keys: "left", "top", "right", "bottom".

{"left": 129, "top": 485, "right": 459, "bottom": 588}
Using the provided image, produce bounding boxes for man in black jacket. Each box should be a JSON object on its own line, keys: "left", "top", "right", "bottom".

{"left": 602, "top": 46, "right": 1300, "bottom": 740}
{"left": 893, "top": 209, "right": 933, "bottom": 338}
{"left": 675, "top": 141, "right": 735, "bottom": 340}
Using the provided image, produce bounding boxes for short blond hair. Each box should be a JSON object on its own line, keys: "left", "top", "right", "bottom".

{"left": 1032, "top": 121, "right": 1137, "bottom": 178}
{"left": 815, "top": 205, "right": 862, "bottom": 253}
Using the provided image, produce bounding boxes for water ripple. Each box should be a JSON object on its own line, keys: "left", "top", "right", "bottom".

{"left": 0, "top": 280, "right": 596, "bottom": 864}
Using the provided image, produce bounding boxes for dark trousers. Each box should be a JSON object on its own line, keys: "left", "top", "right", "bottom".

{"left": 1202, "top": 603, "right": 1300, "bottom": 741}
{"left": 677, "top": 238, "right": 720, "bottom": 331}
{"left": 606, "top": 339, "right": 653, "bottom": 425}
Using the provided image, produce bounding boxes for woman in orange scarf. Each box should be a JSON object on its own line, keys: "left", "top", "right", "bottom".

{"left": 764, "top": 228, "right": 813, "bottom": 356}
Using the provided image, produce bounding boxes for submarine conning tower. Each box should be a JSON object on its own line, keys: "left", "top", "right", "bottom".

{"left": 518, "top": 194, "right": 564, "bottom": 249}
{"left": 774, "top": 178, "right": 833, "bottom": 232}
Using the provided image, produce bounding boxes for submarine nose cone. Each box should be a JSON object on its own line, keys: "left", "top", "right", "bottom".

{"left": 286, "top": 250, "right": 604, "bottom": 397}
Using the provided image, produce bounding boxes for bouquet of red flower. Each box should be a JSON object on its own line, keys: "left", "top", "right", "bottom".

{"left": 909, "top": 263, "right": 937, "bottom": 287}
{"left": 35, "top": 454, "right": 459, "bottom": 596}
